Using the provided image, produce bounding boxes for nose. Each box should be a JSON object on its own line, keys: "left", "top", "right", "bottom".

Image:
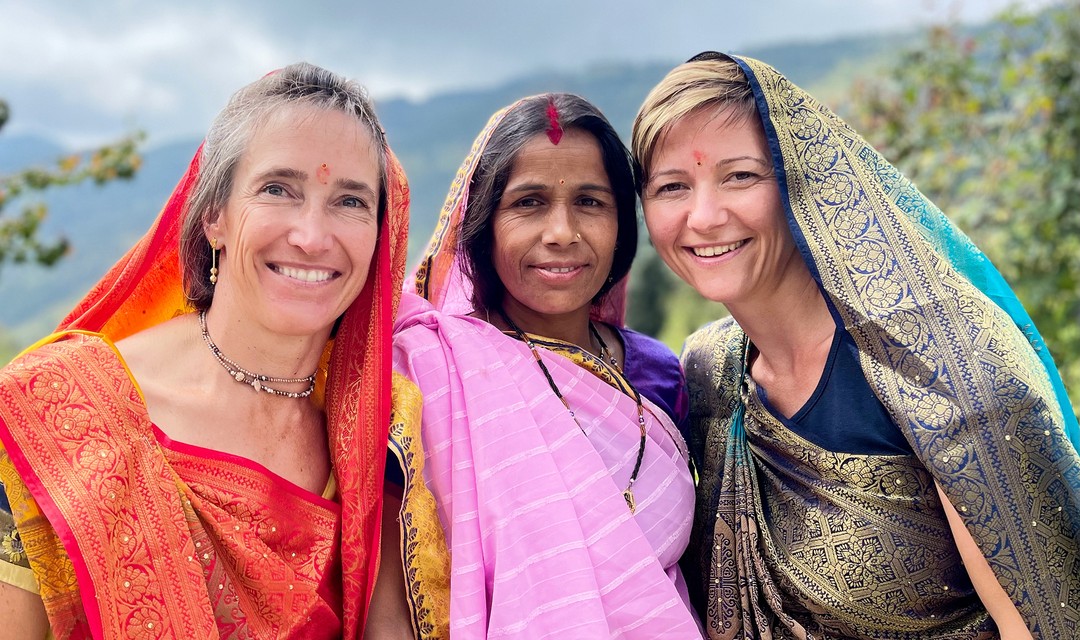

{"left": 686, "top": 187, "right": 730, "bottom": 234}
{"left": 287, "top": 201, "right": 334, "bottom": 254}
{"left": 541, "top": 201, "right": 578, "bottom": 246}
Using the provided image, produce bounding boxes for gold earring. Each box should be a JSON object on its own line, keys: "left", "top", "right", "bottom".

{"left": 209, "top": 238, "right": 219, "bottom": 285}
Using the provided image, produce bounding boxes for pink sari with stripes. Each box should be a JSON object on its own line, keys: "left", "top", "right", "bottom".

{"left": 393, "top": 292, "right": 701, "bottom": 638}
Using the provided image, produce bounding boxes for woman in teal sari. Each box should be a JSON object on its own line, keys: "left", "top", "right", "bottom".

{"left": 632, "top": 53, "right": 1079, "bottom": 638}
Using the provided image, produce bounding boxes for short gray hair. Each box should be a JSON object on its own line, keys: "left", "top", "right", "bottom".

{"left": 180, "top": 62, "right": 387, "bottom": 309}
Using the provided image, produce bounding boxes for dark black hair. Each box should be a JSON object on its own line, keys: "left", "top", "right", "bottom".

{"left": 459, "top": 93, "right": 638, "bottom": 313}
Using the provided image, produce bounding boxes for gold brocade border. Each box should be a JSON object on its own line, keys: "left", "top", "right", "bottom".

{"left": 742, "top": 55, "right": 1079, "bottom": 632}
{"left": 388, "top": 373, "right": 450, "bottom": 640}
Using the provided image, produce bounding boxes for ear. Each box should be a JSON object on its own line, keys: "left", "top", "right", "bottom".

{"left": 204, "top": 214, "right": 224, "bottom": 248}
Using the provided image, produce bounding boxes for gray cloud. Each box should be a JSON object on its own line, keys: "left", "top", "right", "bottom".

{"left": 0, "top": 0, "right": 1056, "bottom": 147}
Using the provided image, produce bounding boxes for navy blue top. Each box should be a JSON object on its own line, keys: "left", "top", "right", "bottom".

{"left": 759, "top": 329, "right": 913, "bottom": 456}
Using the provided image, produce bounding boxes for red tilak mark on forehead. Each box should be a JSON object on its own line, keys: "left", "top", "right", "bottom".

{"left": 316, "top": 163, "right": 330, "bottom": 184}
{"left": 546, "top": 99, "right": 563, "bottom": 145}
{"left": 693, "top": 150, "right": 704, "bottom": 165}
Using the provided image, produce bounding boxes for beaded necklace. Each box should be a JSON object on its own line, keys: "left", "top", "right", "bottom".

{"left": 498, "top": 310, "right": 647, "bottom": 513}
{"left": 199, "top": 310, "right": 316, "bottom": 399}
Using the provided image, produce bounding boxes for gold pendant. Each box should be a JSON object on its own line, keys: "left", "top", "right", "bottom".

{"left": 623, "top": 489, "right": 636, "bottom": 514}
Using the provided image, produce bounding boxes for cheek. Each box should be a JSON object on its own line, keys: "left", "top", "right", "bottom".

{"left": 491, "top": 218, "right": 525, "bottom": 277}
{"left": 594, "top": 218, "right": 619, "bottom": 265}
{"left": 642, "top": 204, "right": 677, "bottom": 244}
{"left": 348, "top": 226, "right": 380, "bottom": 271}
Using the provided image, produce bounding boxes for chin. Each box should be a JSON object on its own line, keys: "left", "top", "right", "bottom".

{"left": 266, "top": 306, "right": 340, "bottom": 338}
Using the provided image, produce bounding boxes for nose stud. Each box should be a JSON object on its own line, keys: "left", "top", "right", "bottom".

{"left": 575, "top": 233, "right": 582, "bottom": 240}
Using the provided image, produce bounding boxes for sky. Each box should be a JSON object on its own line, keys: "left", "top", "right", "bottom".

{"left": 0, "top": 0, "right": 1059, "bottom": 148}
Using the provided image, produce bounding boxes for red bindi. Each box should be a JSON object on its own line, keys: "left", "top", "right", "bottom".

{"left": 546, "top": 98, "right": 563, "bottom": 145}
{"left": 317, "top": 163, "right": 330, "bottom": 184}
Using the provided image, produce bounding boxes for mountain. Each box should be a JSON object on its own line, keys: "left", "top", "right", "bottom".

{"left": 0, "top": 33, "right": 906, "bottom": 349}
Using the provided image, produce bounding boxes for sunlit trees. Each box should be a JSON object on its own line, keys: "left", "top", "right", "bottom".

{"left": 0, "top": 98, "right": 142, "bottom": 274}
{"left": 846, "top": 1, "right": 1080, "bottom": 405}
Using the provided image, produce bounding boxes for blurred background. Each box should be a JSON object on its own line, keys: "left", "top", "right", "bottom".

{"left": 2, "top": 0, "right": 1077, "bottom": 409}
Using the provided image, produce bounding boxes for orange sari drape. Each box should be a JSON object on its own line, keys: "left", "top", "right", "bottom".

{"left": 0, "top": 137, "right": 409, "bottom": 638}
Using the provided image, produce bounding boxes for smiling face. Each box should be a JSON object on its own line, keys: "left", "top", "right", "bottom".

{"left": 206, "top": 104, "right": 381, "bottom": 337}
{"left": 641, "top": 106, "right": 807, "bottom": 312}
{"left": 492, "top": 128, "right": 618, "bottom": 330}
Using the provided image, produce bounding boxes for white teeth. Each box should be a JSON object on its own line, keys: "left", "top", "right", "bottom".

{"left": 276, "top": 265, "right": 335, "bottom": 282}
{"left": 692, "top": 240, "right": 746, "bottom": 258}
{"left": 544, "top": 266, "right": 576, "bottom": 274}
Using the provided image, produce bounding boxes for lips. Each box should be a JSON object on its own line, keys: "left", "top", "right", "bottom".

{"left": 533, "top": 262, "right": 586, "bottom": 275}
{"left": 270, "top": 264, "right": 338, "bottom": 283}
{"left": 691, "top": 239, "right": 747, "bottom": 257}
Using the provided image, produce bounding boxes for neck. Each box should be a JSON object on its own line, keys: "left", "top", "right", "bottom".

{"left": 494, "top": 298, "right": 596, "bottom": 354}
{"left": 727, "top": 268, "right": 835, "bottom": 378}
{"left": 201, "top": 304, "right": 329, "bottom": 387}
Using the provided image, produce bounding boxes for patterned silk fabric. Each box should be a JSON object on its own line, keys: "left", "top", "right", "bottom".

{"left": 683, "top": 55, "right": 1080, "bottom": 639}
{"left": 0, "top": 128, "right": 410, "bottom": 638}
{"left": 1, "top": 335, "right": 342, "bottom": 638}
{"left": 386, "top": 372, "right": 451, "bottom": 639}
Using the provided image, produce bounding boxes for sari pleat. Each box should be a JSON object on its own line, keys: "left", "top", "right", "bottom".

{"left": 394, "top": 296, "right": 700, "bottom": 638}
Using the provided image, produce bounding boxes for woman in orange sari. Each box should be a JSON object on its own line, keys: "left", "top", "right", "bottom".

{"left": 0, "top": 62, "right": 410, "bottom": 639}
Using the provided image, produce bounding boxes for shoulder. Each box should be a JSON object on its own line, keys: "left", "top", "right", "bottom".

{"left": 1, "top": 332, "right": 117, "bottom": 389}
{"left": 394, "top": 293, "right": 506, "bottom": 354}
{"left": 0, "top": 332, "right": 131, "bottom": 445}
{"left": 618, "top": 327, "right": 680, "bottom": 370}
{"left": 682, "top": 316, "right": 741, "bottom": 370}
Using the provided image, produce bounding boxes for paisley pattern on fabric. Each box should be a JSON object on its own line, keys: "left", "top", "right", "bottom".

{"left": 683, "top": 55, "right": 1080, "bottom": 639}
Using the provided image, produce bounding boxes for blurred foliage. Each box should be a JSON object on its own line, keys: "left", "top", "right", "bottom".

{"left": 844, "top": 1, "right": 1080, "bottom": 410}
{"left": 0, "top": 325, "right": 18, "bottom": 364}
{"left": 0, "top": 98, "right": 142, "bottom": 274}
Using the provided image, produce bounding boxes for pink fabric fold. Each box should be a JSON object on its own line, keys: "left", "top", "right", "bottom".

{"left": 393, "top": 292, "right": 701, "bottom": 638}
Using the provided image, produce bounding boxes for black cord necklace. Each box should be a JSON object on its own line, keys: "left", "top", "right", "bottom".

{"left": 589, "top": 322, "right": 621, "bottom": 371}
{"left": 498, "top": 309, "right": 647, "bottom": 513}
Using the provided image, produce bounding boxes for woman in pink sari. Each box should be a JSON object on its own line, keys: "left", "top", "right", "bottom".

{"left": 388, "top": 93, "right": 702, "bottom": 638}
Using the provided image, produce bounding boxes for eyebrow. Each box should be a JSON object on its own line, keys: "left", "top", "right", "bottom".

{"left": 718, "top": 155, "right": 771, "bottom": 169}
{"left": 254, "top": 168, "right": 377, "bottom": 197}
{"left": 648, "top": 155, "right": 771, "bottom": 182}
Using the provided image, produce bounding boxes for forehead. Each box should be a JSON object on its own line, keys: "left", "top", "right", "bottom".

{"left": 656, "top": 106, "right": 768, "bottom": 162}
{"left": 257, "top": 103, "right": 370, "bottom": 141}
{"left": 241, "top": 104, "right": 377, "bottom": 167}
{"left": 508, "top": 128, "right": 607, "bottom": 178}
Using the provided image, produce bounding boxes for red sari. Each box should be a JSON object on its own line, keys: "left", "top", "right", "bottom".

{"left": 0, "top": 138, "right": 410, "bottom": 638}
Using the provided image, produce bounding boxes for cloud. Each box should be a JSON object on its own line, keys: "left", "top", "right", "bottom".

{"left": 0, "top": 0, "right": 1062, "bottom": 147}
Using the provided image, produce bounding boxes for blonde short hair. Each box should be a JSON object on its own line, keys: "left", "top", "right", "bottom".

{"left": 632, "top": 57, "right": 756, "bottom": 189}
